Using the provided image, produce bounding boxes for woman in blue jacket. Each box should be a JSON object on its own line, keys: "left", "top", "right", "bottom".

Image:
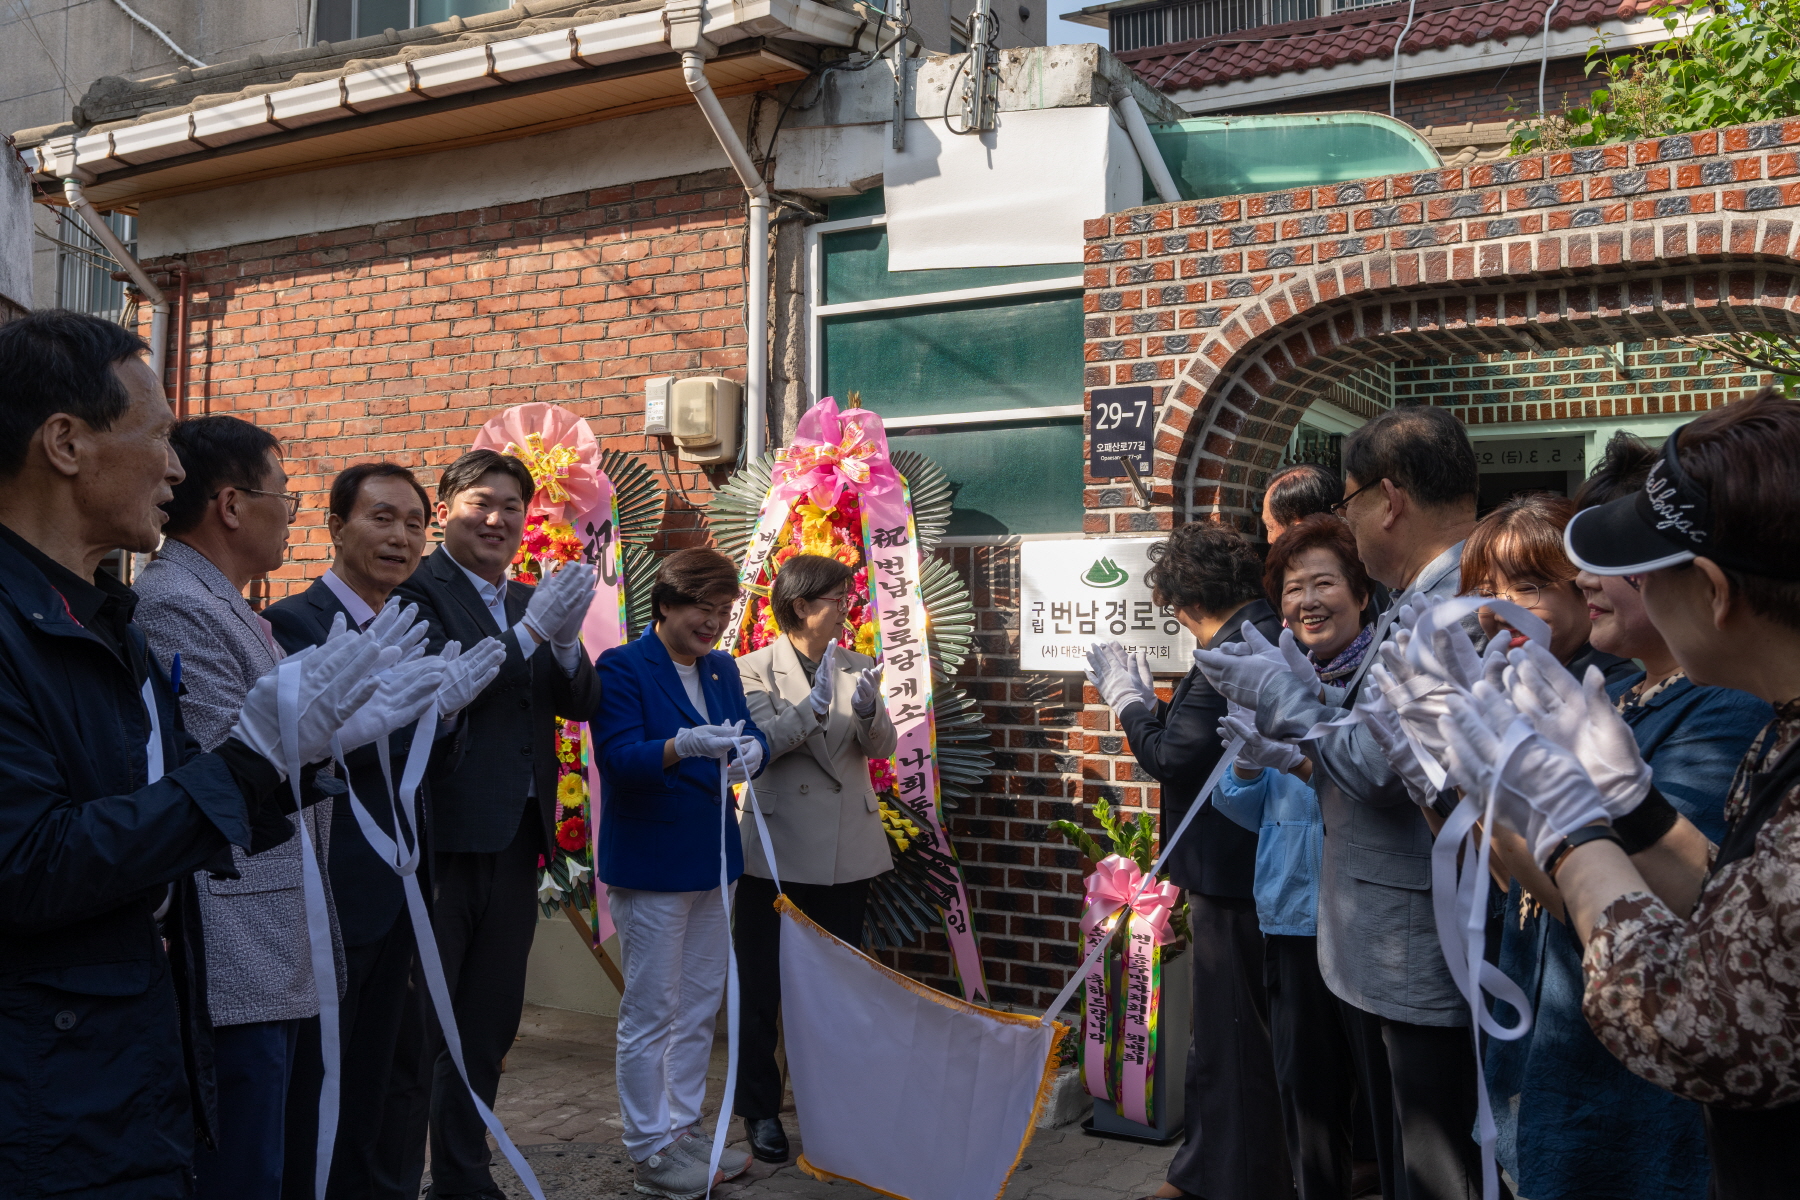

{"left": 1212, "top": 514, "right": 1377, "bottom": 1200}
{"left": 593, "top": 548, "right": 770, "bottom": 1200}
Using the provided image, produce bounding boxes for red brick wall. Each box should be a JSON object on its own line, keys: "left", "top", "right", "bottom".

{"left": 1391, "top": 340, "right": 1768, "bottom": 414}
{"left": 145, "top": 166, "right": 753, "bottom": 594}
{"left": 1222, "top": 55, "right": 1601, "bottom": 129}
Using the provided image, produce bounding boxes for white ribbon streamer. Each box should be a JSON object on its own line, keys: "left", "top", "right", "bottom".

{"left": 1039, "top": 738, "right": 1245, "bottom": 1027}
{"left": 275, "top": 658, "right": 345, "bottom": 1200}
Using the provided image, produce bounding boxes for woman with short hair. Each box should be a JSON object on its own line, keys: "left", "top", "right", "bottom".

{"left": 593, "top": 547, "right": 770, "bottom": 1199}
{"left": 730, "top": 553, "right": 895, "bottom": 1165}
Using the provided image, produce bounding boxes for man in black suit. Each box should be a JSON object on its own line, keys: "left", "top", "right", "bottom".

{"left": 1086, "top": 524, "right": 1293, "bottom": 1200}
{"left": 267, "top": 462, "right": 443, "bottom": 1200}
{"left": 393, "top": 449, "right": 601, "bottom": 1200}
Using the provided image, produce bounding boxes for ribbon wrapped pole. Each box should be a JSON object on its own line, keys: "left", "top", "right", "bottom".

{"left": 1076, "top": 855, "right": 1179, "bottom": 1125}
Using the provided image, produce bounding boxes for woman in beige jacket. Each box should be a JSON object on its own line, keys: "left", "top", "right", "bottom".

{"left": 732, "top": 553, "right": 897, "bottom": 1163}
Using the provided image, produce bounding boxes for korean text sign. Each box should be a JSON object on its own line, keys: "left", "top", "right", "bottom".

{"left": 1020, "top": 537, "right": 1197, "bottom": 674}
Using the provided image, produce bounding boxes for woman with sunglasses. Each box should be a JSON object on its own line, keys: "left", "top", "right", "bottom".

{"left": 731, "top": 553, "right": 894, "bottom": 1166}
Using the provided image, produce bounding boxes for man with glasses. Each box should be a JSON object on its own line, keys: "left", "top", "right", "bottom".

{"left": 1200, "top": 405, "right": 1488, "bottom": 1200}
{"left": 134, "top": 415, "right": 335, "bottom": 1200}
{"left": 392, "top": 449, "right": 601, "bottom": 1200}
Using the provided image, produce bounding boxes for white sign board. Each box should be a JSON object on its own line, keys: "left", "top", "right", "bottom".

{"left": 1020, "top": 538, "right": 1196, "bottom": 674}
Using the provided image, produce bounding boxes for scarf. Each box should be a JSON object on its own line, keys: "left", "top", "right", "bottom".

{"left": 1313, "top": 623, "right": 1375, "bottom": 684}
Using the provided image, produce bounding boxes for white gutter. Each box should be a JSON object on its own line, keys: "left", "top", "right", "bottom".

{"left": 1117, "top": 93, "right": 1180, "bottom": 205}
{"left": 63, "top": 176, "right": 170, "bottom": 391}
{"left": 670, "top": 0, "right": 769, "bottom": 460}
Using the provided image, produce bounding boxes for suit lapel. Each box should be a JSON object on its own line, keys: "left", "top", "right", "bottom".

{"left": 431, "top": 549, "right": 504, "bottom": 638}
{"left": 774, "top": 638, "right": 840, "bottom": 781}
{"left": 640, "top": 629, "right": 707, "bottom": 725}
{"left": 166, "top": 541, "right": 277, "bottom": 669}
{"left": 504, "top": 581, "right": 529, "bottom": 632}
{"left": 305, "top": 579, "right": 351, "bottom": 636}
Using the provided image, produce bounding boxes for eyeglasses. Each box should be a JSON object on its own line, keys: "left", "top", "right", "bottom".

{"left": 213, "top": 487, "right": 301, "bottom": 521}
{"left": 1476, "top": 581, "right": 1568, "bottom": 610}
{"left": 812, "top": 591, "right": 852, "bottom": 608}
{"left": 1331, "top": 478, "right": 1381, "bottom": 515}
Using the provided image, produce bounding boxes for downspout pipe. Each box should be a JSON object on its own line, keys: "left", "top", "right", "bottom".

{"left": 63, "top": 176, "right": 171, "bottom": 395}
{"left": 680, "top": 52, "right": 769, "bottom": 462}
{"left": 1117, "top": 93, "right": 1182, "bottom": 205}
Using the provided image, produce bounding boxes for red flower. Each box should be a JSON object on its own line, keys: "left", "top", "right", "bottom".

{"left": 555, "top": 816, "right": 587, "bottom": 851}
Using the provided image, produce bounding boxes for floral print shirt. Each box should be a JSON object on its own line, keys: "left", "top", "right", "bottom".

{"left": 1583, "top": 702, "right": 1800, "bottom": 1108}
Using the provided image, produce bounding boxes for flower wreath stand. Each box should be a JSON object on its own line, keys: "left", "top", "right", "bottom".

{"left": 470, "top": 403, "right": 665, "bottom": 994}
{"left": 711, "top": 394, "right": 997, "bottom": 997}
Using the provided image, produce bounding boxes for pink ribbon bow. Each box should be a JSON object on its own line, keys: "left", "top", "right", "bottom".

{"left": 769, "top": 397, "right": 899, "bottom": 512}
{"left": 1080, "top": 854, "right": 1180, "bottom": 946}
{"left": 471, "top": 403, "right": 604, "bottom": 524}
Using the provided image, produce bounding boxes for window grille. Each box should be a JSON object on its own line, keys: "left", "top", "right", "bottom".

{"left": 54, "top": 210, "right": 134, "bottom": 324}
{"left": 1110, "top": 0, "right": 1396, "bottom": 52}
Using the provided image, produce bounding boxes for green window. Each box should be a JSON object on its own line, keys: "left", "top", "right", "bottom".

{"left": 809, "top": 191, "right": 1086, "bottom": 536}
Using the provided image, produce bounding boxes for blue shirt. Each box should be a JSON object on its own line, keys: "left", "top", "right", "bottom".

{"left": 1212, "top": 765, "right": 1322, "bottom": 937}
{"left": 1486, "top": 673, "right": 1771, "bottom": 1199}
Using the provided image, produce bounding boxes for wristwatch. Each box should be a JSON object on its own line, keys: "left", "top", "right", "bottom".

{"left": 1545, "top": 824, "right": 1626, "bottom": 879}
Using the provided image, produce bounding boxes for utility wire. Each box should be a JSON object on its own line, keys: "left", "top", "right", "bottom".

{"left": 8, "top": 0, "right": 80, "bottom": 105}
{"left": 110, "top": 0, "right": 205, "bottom": 69}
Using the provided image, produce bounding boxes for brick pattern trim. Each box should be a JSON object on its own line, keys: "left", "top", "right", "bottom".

{"left": 1081, "top": 120, "right": 1800, "bottom": 532}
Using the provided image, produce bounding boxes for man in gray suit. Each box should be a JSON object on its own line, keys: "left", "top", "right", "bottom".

{"left": 133, "top": 416, "right": 337, "bottom": 1200}
{"left": 1201, "top": 406, "right": 1485, "bottom": 1200}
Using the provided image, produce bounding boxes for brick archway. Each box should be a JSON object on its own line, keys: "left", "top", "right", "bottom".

{"left": 1080, "top": 120, "right": 1800, "bottom": 531}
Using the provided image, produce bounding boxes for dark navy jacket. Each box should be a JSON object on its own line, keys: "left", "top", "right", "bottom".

{"left": 593, "top": 627, "right": 769, "bottom": 893}
{"left": 0, "top": 531, "right": 256, "bottom": 1198}
{"left": 266, "top": 577, "right": 463, "bottom": 946}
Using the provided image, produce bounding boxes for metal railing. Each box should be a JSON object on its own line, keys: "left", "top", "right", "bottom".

{"left": 1111, "top": 0, "right": 1396, "bottom": 53}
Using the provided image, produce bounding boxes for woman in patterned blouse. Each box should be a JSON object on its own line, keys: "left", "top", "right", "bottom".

{"left": 1518, "top": 389, "right": 1800, "bottom": 1199}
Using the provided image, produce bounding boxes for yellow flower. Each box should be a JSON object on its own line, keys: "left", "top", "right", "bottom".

{"left": 557, "top": 772, "right": 587, "bottom": 808}
{"left": 854, "top": 620, "right": 878, "bottom": 657}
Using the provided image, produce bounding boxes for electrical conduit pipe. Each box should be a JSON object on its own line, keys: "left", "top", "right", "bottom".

{"left": 1117, "top": 93, "right": 1182, "bottom": 206}
{"left": 63, "top": 176, "right": 171, "bottom": 396}
{"left": 679, "top": 51, "right": 769, "bottom": 461}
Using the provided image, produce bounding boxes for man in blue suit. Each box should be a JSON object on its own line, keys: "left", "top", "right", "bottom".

{"left": 593, "top": 547, "right": 769, "bottom": 1200}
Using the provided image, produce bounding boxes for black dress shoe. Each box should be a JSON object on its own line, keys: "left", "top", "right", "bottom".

{"left": 744, "top": 1115, "right": 790, "bottom": 1163}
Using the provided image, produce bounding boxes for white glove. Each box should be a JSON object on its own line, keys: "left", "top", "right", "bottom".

{"left": 1354, "top": 684, "right": 1439, "bottom": 806}
{"left": 852, "top": 664, "right": 882, "bottom": 718}
{"left": 674, "top": 721, "right": 745, "bottom": 760}
{"left": 520, "top": 562, "right": 598, "bottom": 648}
{"left": 230, "top": 614, "right": 400, "bottom": 773}
{"left": 1250, "top": 622, "right": 1319, "bottom": 684}
{"left": 808, "top": 642, "right": 838, "bottom": 716}
{"left": 1504, "top": 641, "right": 1653, "bottom": 816}
{"left": 335, "top": 656, "right": 450, "bottom": 751}
{"left": 435, "top": 637, "right": 509, "bottom": 717}
{"left": 1219, "top": 703, "right": 1305, "bottom": 772}
{"left": 1192, "top": 624, "right": 1282, "bottom": 708}
{"left": 367, "top": 600, "right": 431, "bottom": 662}
{"left": 1439, "top": 693, "right": 1612, "bottom": 866}
{"left": 1366, "top": 621, "right": 1502, "bottom": 767}
{"left": 1086, "top": 641, "right": 1157, "bottom": 716}
{"left": 726, "top": 735, "right": 764, "bottom": 784}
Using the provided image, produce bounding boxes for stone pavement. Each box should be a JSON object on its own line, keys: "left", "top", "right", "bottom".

{"left": 446, "top": 1004, "right": 1178, "bottom": 1200}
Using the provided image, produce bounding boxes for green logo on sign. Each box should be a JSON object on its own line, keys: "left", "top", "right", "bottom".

{"left": 1083, "top": 557, "right": 1129, "bottom": 588}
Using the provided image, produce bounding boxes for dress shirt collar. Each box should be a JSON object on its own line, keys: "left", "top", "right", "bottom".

{"left": 319, "top": 567, "right": 378, "bottom": 629}
{"left": 446, "top": 548, "right": 509, "bottom": 631}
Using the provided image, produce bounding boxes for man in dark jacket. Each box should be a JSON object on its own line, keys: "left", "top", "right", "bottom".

{"left": 267, "top": 461, "right": 446, "bottom": 1200}
{"left": 393, "top": 449, "right": 600, "bottom": 1200}
{"left": 1086, "top": 523, "right": 1292, "bottom": 1200}
{"left": 0, "top": 311, "right": 395, "bottom": 1198}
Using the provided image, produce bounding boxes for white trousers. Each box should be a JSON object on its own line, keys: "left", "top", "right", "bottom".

{"left": 610, "top": 883, "right": 735, "bottom": 1162}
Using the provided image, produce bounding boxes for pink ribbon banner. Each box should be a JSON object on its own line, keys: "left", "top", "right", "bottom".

{"left": 1078, "top": 855, "right": 1179, "bottom": 1125}
{"left": 724, "top": 398, "right": 988, "bottom": 1001}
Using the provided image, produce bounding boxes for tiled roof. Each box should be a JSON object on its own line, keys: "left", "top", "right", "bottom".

{"left": 1118, "top": 0, "right": 1649, "bottom": 93}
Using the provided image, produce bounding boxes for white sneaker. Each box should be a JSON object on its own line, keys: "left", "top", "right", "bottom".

{"left": 674, "top": 1128, "right": 751, "bottom": 1182}
{"left": 634, "top": 1145, "right": 712, "bottom": 1199}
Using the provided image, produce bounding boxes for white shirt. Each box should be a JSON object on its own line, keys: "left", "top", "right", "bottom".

{"left": 673, "top": 660, "right": 709, "bottom": 721}
{"left": 446, "top": 549, "right": 578, "bottom": 670}
{"left": 320, "top": 568, "right": 378, "bottom": 629}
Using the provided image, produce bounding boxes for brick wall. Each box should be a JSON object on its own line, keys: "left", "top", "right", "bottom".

{"left": 144, "top": 166, "right": 754, "bottom": 591}
{"left": 1388, "top": 340, "right": 1768, "bottom": 420}
{"left": 1226, "top": 54, "right": 1600, "bottom": 129}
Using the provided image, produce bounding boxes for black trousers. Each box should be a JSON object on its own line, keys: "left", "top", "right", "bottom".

{"left": 1266, "top": 935, "right": 1360, "bottom": 1200}
{"left": 732, "top": 874, "right": 870, "bottom": 1121}
{"left": 281, "top": 916, "right": 421, "bottom": 1200}
{"left": 1343, "top": 1003, "right": 1500, "bottom": 1200}
{"left": 1166, "top": 893, "right": 1292, "bottom": 1200}
{"left": 426, "top": 808, "right": 541, "bottom": 1197}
